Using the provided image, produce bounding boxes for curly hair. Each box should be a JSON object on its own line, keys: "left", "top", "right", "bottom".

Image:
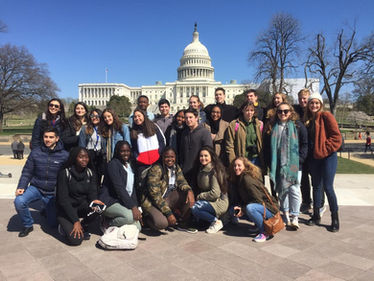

{"left": 265, "top": 102, "right": 298, "bottom": 134}
{"left": 197, "top": 146, "right": 227, "bottom": 194}
{"left": 99, "top": 108, "right": 124, "bottom": 138}
{"left": 228, "top": 156, "right": 262, "bottom": 183}
{"left": 265, "top": 93, "right": 288, "bottom": 120}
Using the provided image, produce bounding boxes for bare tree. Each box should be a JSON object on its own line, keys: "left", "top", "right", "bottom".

{"left": 249, "top": 13, "right": 303, "bottom": 94}
{"left": 0, "top": 44, "right": 58, "bottom": 131}
{"left": 306, "top": 28, "right": 374, "bottom": 114}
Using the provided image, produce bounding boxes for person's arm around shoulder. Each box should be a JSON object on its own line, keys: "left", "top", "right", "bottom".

{"left": 322, "top": 112, "right": 342, "bottom": 155}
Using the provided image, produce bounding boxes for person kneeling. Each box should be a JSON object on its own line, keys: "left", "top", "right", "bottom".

{"left": 56, "top": 147, "right": 104, "bottom": 245}
{"left": 141, "top": 147, "right": 195, "bottom": 231}
{"left": 230, "top": 157, "right": 280, "bottom": 242}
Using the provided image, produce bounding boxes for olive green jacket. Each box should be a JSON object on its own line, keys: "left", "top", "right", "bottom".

{"left": 196, "top": 164, "right": 229, "bottom": 217}
{"left": 235, "top": 173, "right": 279, "bottom": 215}
{"left": 141, "top": 163, "right": 191, "bottom": 217}
{"left": 225, "top": 117, "right": 265, "bottom": 171}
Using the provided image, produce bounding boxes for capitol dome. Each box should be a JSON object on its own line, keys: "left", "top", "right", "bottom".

{"left": 177, "top": 24, "right": 215, "bottom": 82}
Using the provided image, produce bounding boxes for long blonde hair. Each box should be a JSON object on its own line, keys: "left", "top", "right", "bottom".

{"left": 304, "top": 99, "right": 324, "bottom": 127}
{"left": 229, "top": 156, "right": 262, "bottom": 182}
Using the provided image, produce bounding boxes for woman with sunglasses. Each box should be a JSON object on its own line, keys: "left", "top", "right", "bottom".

{"left": 79, "top": 109, "right": 105, "bottom": 180}
{"left": 31, "top": 98, "right": 67, "bottom": 150}
{"left": 62, "top": 102, "right": 89, "bottom": 151}
{"left": 264, "top": 102, "right": 307, "bottom": 229}
{"left": 304, "top": 93, "right": 342, "bottom": 232}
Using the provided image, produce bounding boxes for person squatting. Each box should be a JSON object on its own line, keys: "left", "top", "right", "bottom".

{"left": 14, "top": 88, "right": 342, "bottom": 246}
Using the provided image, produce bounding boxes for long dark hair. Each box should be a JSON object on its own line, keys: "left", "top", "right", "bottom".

{"left": 85, "top": 109, "right": 102, "bottom": 135}
{"left": 64, "top": 147, "right": 89, "bottom": 169}
{"left": 45, "top": 98, "right": 67, "bottom": 126}
{"left": 100, "top": 108, "right": 124, "bottom": 138}
{"left": 69, "top": 102, "right": 89, "bottom": 131}
{"left": 130, "top": 108, "right": 157, "bottom": 139}
{"left": 197, "top": 146, "right": 227, "bottom": 194}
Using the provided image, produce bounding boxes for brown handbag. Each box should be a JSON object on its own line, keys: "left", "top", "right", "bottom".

{"left": 260, "top": 185, "right": 284, "bottom": 236}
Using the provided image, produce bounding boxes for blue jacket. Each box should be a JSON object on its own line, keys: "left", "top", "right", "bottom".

{"left": 31, "top": 113, "right": 65, "bottom": 150}
{"left": 17, "top": 141, "right": 69, "bottom": 195}
{"left": 102, "top": 124, "right": 131, "bottom": 159}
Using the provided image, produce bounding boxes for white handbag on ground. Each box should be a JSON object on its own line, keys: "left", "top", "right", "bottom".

{"left": 98, "top": 224, "right": 139, "bottom": 250}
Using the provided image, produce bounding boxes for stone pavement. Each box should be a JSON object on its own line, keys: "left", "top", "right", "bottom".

{"left": 1, "top": 155, "right": 374, "bottom": 280}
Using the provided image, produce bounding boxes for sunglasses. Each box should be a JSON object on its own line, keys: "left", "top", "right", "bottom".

{"left": 90, "top": 114, "right": 100, "bottom": 119}
{"left": 277, "top": 109, "right": 290, "bottom": 115}
{"left": 49, "top": 103, "right": 60, "bottom": 109}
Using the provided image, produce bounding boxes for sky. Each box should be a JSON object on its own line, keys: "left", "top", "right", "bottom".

{"left": 1, "top": 0, "right": 373, "bottom": 99}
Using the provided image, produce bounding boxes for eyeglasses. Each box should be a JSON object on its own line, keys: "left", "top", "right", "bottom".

{"left": 49, "top": 103, "right": 60, "bottom": 109}
{"left": 90, "top": 114, "right": 100, "bottom": 119}
{"left": 277, "top": 109, "right": 290, "bottom": 115}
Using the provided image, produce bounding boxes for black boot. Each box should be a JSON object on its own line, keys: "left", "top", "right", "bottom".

{"left": 307, "top": 207, "right": 320, "bottom": 226}
{"left": 329, "top": 212, "right": 339, "bottom": 232}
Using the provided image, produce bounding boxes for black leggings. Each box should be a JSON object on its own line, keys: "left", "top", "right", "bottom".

{"left": 57, "top": 205, "right": 96, "bottom": 246}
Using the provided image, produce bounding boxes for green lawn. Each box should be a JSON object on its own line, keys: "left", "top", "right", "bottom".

{"left": 337, "top": 157, "right": 374, "bottom": 174}
{"left": 0, "top": 127, "right": 33, "bottom": 136}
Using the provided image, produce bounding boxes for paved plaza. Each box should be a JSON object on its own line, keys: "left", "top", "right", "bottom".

{"left": 0, "top": 154, "right": 374, "bottom": 280}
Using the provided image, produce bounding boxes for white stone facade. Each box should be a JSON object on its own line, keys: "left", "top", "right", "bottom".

{"left": 79, "top": 24, "right": 318, "bottom": 113}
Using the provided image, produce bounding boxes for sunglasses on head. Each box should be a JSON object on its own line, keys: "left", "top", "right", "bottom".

{"left": 277, "top": 109, "right": 290, "bottom": 115}
{"left": 49, "top": 103, "right": 60, "bottom": 109}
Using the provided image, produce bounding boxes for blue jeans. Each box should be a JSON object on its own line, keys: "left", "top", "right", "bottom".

{"left": 245, "top": 203, "right": 273, "bottom": 233}
{"left": 191, "top": 200, "right": 216, "bottom": 223}
{"left": 14, "top": 185, "right": 57, "bottom": 228}
{"left": 278, "top": 171, "right": 302, "bottom": 216}
{"left": 309, "top": 152, "right": 339, "bottom": 213}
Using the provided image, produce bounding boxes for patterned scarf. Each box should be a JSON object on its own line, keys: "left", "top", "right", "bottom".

{"left": 270, "top": 121, "right": 299, "bottom": 194}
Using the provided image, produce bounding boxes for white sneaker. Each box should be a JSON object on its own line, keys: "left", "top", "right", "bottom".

{"left": 206, "top": 219, "right": 223, "bottom": 234}
{"left": 290, "top": 216, "right": 299, "bottom": 230}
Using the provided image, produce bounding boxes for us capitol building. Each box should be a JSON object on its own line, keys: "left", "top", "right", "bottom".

{"left": 78, "top": 24, "right": 318, "bottom": 112}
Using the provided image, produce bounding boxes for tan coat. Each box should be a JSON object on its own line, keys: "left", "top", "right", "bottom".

{"left": 196, "top": 164, "right": 228, "bottom": 217}
{"left": 224, "top": 117, "right": 265, "bottom": 171}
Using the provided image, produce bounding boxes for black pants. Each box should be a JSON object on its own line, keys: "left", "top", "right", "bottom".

{"left": 57, "top": 204, "right": 96, "bottom": 246}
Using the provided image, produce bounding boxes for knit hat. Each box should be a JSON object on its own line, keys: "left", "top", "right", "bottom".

{"left": 308, "top": 92, "right": 323, "bottom": 104}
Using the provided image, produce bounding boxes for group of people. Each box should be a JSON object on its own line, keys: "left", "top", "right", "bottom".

{"left": 13, "top": 86, "right": 342, "bottom": 245}
{"left": 11, "top": 138, "right": 25, "bottom": 159}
